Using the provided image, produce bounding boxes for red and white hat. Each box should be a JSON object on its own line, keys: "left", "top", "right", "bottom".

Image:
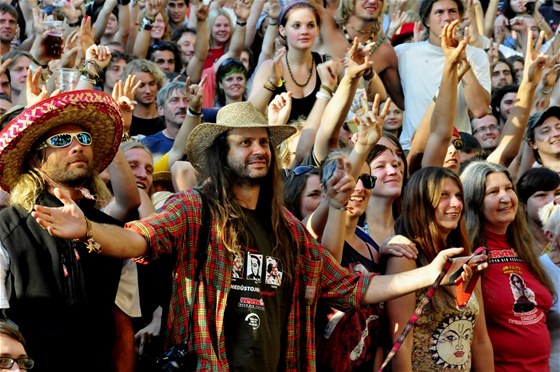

{"left": 0, "top": 90, "right": 123, "bottom": 191}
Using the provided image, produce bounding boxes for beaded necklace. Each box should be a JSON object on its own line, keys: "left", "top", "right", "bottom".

{"left": 285, "top": 53, "right": 315, "bottom": 88}
{"left": 342, "top": 24, "right": 386, "bottom": 55}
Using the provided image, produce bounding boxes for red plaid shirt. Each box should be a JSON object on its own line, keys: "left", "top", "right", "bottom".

{"left": 127, "top": 189, "right": 373, "bottom": 371}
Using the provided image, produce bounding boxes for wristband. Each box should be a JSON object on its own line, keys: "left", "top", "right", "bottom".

{"left": 78, "top": 217, "right": 102, "bottom": 254}
{"left": 67, "top": 15, "right": 83, "bottom": 28}
{"left": 236, "top": 20, "right": 247, "bottom": 26}
{"left": 320, "top": 84, "right": 334, "bottom": 95}
{"left": 79, "top": 75, "right": 96, "bottom": 85}
{"left": 187, "top": 107, "right": 202, "bottom": 116}
{"left": 363, "top": 68, "right": 374, "bottom": 81}
{"left": 542, "top": 86, "right": 553, "bottom": 94}
{"left": 263, "top": 81, "right": 276, "bottom": 92}
{"left": 268, "top": 18, "right": 278, "bottom": 26}
{"left": 141, "top": 17, "right": 154, "bottom": 31}
{"left": 316, "top": 91, "right": 332, "bottom": 101}
{"left": 328, "top": 199, "right": 347, "bottom": 211}
{"left": 118, "top": 0, "right": 131, "bottom": 5}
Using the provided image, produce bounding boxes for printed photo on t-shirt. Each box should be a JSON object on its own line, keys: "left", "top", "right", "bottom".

{"left": 509, "top": 273, "right": 536, "bottom": 313}
{"left": 232, "top": 251, "right": 244, "bottom": 279}
{"left": 265, "top": 257, "right": 282, "bottom": 286}
{"left": 247, "top": 253, "right": 263, "bottom": 282}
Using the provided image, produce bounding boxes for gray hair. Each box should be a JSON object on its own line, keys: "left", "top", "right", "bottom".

{"left": 156, "top": 81, "right": 186, "bottom": 108}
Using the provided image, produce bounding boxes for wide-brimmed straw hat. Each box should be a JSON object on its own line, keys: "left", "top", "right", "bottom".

{"left": 186, "top": 101, "right": 296, "bottom": 172}
{"left": 0, "top": 90, "right": 123, "bottom": 191}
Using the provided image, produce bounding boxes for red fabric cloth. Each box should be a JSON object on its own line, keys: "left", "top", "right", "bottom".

{"left": 482, "top": 230, "right": 552, "bottom": 372}
{"left": 203, "top": 47, "right": 224, "bottom": 70}
{"left": 201, "top": 66, "right": 217, "bottom": 108}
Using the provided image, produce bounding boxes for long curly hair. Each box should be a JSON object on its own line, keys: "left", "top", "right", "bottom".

{"left": 198, "top": 129, "right": 294, "bottom": 280}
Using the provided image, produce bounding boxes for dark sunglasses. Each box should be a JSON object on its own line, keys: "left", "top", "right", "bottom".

{"left": 291, "top": 165, "right": 318, "bottom": 176}
{"left": 38, "top": 132, "right": 93, "bottom": 150}
{"left": 358, "top": 174, "right": 376, "bottom": 189}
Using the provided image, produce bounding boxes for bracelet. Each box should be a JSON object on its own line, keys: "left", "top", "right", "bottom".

{"left": 67, "top": 15, "right": 83, "bottom": 28}
{"left": 187, "top": 107, "right": 202, "bottom": 116}
{"left": 320, "top": 84, "right": 334, "bottom": 95}
{"left": 141, "top": 17, "right": 154, "bottom": 31}
{"left": 79, "top": 217, "right": 102, "bottom": 254}
{"left": 328, "top": 199, "right": 347, "bottom": 211}
{"left": 236, "top": 20, "right": 247, "bottom": 26}
{"left": 363, "top": 68, "right": 374, "bottom": 81}
{"left": 118, "top": 0, "right": 131, "bottom": 5}
{"left": 263, "top": 80, "right": 276, "bottom": 92}
{"left": 316, "top": 91, "right": 332, "bottom": 101}
{"left": 542, "top": 86, "right": 553, "bottom": 94}
{"left": 79, "top": 75, "right": 96, "bottom": 85}
{"left": 268, "top": 18, "right": 278, "bottom": 26}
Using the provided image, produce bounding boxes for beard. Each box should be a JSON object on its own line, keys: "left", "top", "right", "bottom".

{"left": 227, "top": 155, "right": 270, "bottom": 187}
{"left": 41, "top": 154, "right": 94, "bottom": 187}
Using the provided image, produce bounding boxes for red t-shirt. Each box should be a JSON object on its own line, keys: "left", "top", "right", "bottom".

{"left": 482, "top": 230, "right": 552, "bottom": 372}
{"left": 203, "top": 47, "right": 224, "bottom": 70}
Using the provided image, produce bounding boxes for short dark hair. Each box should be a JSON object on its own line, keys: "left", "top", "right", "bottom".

{"left": 147, "top": 41, "right": 182, "bottom": 73}
{"left": 491, "top": 83, "right": 519, "bottom": 119}
{"left": 517, "top": 167, "right": 560, "bottom": 205}
{"left": 171, "top": 26, "right": 196, "bottom": 43}
{"left": 0, "top": 3, "right": 18, "bottom": 19}
{"left": 419, "top": 0, "right": 464, "bottom": 29}
{"left": 0, "top": 321, "right": 26, "bottom": 347}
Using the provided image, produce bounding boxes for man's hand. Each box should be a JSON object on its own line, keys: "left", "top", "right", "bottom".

{"left": 112, "top": 75, "right": 141, "bottom": 133}
{"left": 345, "top": 37, "right": 374, "bottom": 80}
{"left": 354, "top": 94, "right": 390, "bottom": 150}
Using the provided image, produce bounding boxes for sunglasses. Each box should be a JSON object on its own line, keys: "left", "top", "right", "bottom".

{"left": 38, "top": 132, "right": 93, "bottom": 150}
{"left": 358, "top": 174, "right": 376, "bottom": 189}
{"left": 291, "top": 165, "right": 318, "bottom": 176}
{"left": 452, "top": 137, "right": 464, "bottom": 150}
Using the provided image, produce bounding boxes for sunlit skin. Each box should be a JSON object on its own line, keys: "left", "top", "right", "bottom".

{"left": 346, "top": 163, "right": 373, "bottom": 218}
{"left": 125, "top": 148, "right": 154, "bottom": 191}
{"left": 158, "top": 89, "right": 188, "bottom": 127}
{"left": 353, "top": 0, "right": 383, "bottom": 22}
{"left": 472, "top": 115, "right": 500, "bottom": 150}
{"left": 152, "top": 50, "right": 176, "bottom": 73}
{"left": 434, "top": 178, "right": 463, "bottom": 237}
{"left": 443, "top": 137, "right": 461, "bottom": 173}
{"left": 0, "top": 11, "right": 17, "bottom": 43}
{"left": 482, "top": 172, "right": 518, "bottom": 234}
{"left": 279, "top": 8, "right": 319, "bottom": 50}
{"left": 0, "top": 334, "right": 28, "bottom": 372}
{"left": 369, "top": 150, "right": 402, "bottom": 199}
{"left": 298, "top": 174, "right": 323, "bottom": 220}
{"left": 40, "top": 124, "right": 94, "bottom": 188}
{"left": 378, "top": 136, "right": 405, "bottom": 176}
{"left": 526, "top": 186, "right": 560, "bottom": 225}
{"left": 219, "top": 72, "right": 246, "bottom": 105}
{"left": 531, "top": 116, "right": 560, "bottom": 157}
{"left": 211, "top": 15, "right": 231, "bottom": 48}
{"left": 134, "top": 72, "right": 158, "bottom": 106}
{"left": 177, "top": 31, "right": 195, "bottom": 65}
{"left": 151, "top": 13, "right": 166, "bottom": 40}
{"left": 226, "top": 128, "right": 271, "bottom": 183}
{"left": 426, "top": 0, "right": 461, "bottom": 46}
{"left": 491, "top": 62, "right": 513, "bottom": 89}
{"left": 9, "top": 56, "right": 31, "bottom": 92}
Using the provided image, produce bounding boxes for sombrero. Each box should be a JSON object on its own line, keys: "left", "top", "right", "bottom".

{"left": 0, "top": 90, "right": 123, "bottom": 191}
{"left": 186, "top": 101, "right": 296, "bottom": 172}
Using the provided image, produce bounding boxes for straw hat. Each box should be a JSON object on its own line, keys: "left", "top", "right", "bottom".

{"left": 186, "top": 101, "right": 296, "bottom": 172}
{"left": 0, "top": 90, "right": 123, "bottom": 191}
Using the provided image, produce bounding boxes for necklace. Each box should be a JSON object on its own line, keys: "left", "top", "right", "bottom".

{"left": 342, "top": 24, "right": 386, "bottom": 55}
{"left": 285, "top": 54, "right": 314, "bottom": 88}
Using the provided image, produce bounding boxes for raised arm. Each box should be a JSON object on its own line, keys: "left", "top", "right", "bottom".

{"left": 186, "top": 3, "right": 210, "bottom": 83}
{"left": 93, "top": 0, "right": 118, "bottom": 42}
{"left": 487, "top": 31, "right": 548, "bottom": 165}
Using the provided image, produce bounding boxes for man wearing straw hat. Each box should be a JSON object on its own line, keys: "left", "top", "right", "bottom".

{"left": 31, "top": 101, "right": 482, "bottom": 370}
{"left": 0, "top": 90, "right": 125, "bottom": 371}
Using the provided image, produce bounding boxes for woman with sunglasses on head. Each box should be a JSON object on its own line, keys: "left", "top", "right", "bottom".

{"left": 215, "top": 58, "right": 248, "bottom": 108}
{"left": 0, "top": 321, "right": 34, "bottom": 371}
{"left": 461, "top": 161, "right": 554, "bottom": 371}
{"left": 283, "top": 165, "right": 323, "bottom": 222}
{"left": 386, "top": 167, "right": 494, "bottom": 371}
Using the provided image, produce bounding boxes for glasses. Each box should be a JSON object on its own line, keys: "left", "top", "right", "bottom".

{"left": 452, "top": 137, "right": 464, "bottom": 150}
{"left": 358, "top": 174, "right": 376, "bottom": 189}
{"left": 0, "top": 357, "right": 35, "bottom": 369}
{"left": 473, "top": 125, "right": 499, "bottom": 134}
{"left": 291, "top": 165, "right": 317, "bottom": 176}
{"left": 38, "top": 132, "right": 93, "bottom": 150}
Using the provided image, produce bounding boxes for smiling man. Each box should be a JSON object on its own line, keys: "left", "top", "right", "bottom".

{"left": 472, "top": 113, "right": 501, "bottom": 154}
{"left": 0, "top": 4, "right": 17, "bottom": 57}
{"left": 0, "top": 91, "right": 124, "bottom": 372}
{"left": 395, "top": 0, "right": 491, "bottom": 151}
{"left": 526, "top": 106, "right": 560, "bottom": 173}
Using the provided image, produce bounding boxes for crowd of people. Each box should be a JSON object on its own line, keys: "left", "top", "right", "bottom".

{"left": 0, "top": 0, "right": 557, "bottom": 370}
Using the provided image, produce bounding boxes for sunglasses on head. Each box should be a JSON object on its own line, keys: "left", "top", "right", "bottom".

{"left": 291, "top": 165, "right": 317, "bottom": 176}
{"left": 358, "top": 174, "right": 376, "bottom": 189}
{"left": 452, "top": 137, "right": 464, "bottom": 150}
{"left": 38, "top": 132, "right": 93, "bottom": 150}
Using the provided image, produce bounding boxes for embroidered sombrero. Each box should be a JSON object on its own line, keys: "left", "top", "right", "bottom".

{"left": 186, "top": 101, "right": 296, "bottom": 172}
{"left": 0, "top": 90, "right": 123, "bottom": 191}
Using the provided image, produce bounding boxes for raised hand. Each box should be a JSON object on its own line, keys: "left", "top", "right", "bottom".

{"left": 233, "top": 0, "right": 251, "bottom": 21}
{"left": 325, "top": 157, "right": 355, "bottom": 209}
{"left": 26, "top": 67, "right": 53, "bottom": 107}
{"left": 345, "top": 37, "right": 374, "bottom": 80}
{"left": 441, "top": 20, "right": 468, "bottom": 66}
{"left": 85, "top": 44, "right": 112, "bottom": 70}
{"left": 354, "top": 93, "right": 390, "bottom": 150}
{"left": 185, "top": 75, "right": 205, "bottom": 113}
{"left": 112, "top": 75, "right": 140, "bottom": 133}
{"left": 316, "top": 59, "right": 340, "bottom": 92}
{"left": 523, "top": 30, "right": 548, "bottom": 83}
{"left": 268, "top": 91, "right": 292, "bottom": 126}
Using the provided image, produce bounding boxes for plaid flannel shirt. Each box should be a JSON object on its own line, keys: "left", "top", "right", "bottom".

{"left": 127, "top": 189, "right": 373, "bottom": 371}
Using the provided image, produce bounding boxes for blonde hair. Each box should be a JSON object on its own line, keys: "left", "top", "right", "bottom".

{"left": 336, "top": 0, "right": 385, "bottom": 33}
{"left": 539, "top": 202, "right": 560, "bottom": 239}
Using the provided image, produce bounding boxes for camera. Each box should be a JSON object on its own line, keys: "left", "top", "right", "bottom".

{"left": 155, "top": 344, "right": 197, "bottom": 371}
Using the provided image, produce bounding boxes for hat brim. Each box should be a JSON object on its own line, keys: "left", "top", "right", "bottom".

{"left": 531, "top": 106, "right": 560, "bottom": 130}
{"left": 186, "top": 123, "right": 296, "bottom": 172}
{"left": 0, "top": 90, "right": 123, "bottom": 191}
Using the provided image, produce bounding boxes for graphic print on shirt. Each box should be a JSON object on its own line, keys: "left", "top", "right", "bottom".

{"left": 265, "top": 256, "right": 283, "bottom": 287}
{"left": 429, "top": 314, "right": 475, "bottom": 370}
{"left": 246, "top": 252, "right": 263, "bottom": 282}
{"left": 509, "top": 273, "right": 536, "bottom": 313}
{"left": 232, "top": 251, "right": 244, "bottom": 279}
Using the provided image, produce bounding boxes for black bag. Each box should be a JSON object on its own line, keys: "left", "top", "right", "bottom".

{"left": 154, "top": 190, "right": 211, "bottom": 371}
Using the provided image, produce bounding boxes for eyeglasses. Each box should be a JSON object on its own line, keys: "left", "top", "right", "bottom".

{"left": 452, "top": 137, "right": 464, "bottom": 150}
{"left": 473, "top": 125, "right": 499, "bottom": 134}
{"left": 0, "top": 357, "right": 35, "bottom": 369}
{"left": 291, "top": 165, "right": 317, "bottom": 176}
{"left": 358, "top": 174, "right": 376, "bottom": 189}
{"left": 38, "top": 132, "right": 93, "bottom": 150}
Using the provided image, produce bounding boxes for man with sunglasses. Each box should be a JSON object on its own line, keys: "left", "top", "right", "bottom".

{"left": 0, "top": 90, "right": 126, "bottom": 372}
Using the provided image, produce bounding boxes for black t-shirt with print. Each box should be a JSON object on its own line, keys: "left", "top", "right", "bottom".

{"left": 224, "top": 208, "right": 291, "bottom": 371}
